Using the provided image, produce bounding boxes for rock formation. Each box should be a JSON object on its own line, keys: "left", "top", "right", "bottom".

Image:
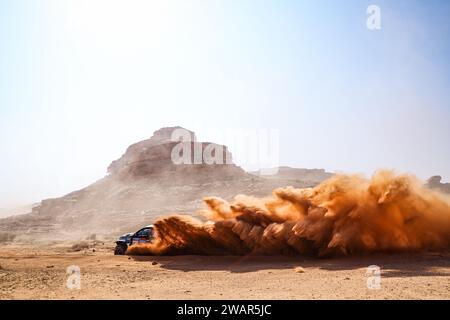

{"left": 107, "top": 126, "right": 247, "bottom": 182}
{"left": 425, "top": 176, "right": 450, "bottom": 194}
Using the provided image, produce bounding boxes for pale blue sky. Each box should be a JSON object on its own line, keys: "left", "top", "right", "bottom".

{"left": 1, "top": 0, "right": 449, "bottom": 207}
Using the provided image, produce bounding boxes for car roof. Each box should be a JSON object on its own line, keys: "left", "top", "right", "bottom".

{"left": 143, "top": 224, "right": 154, "bottom": 229}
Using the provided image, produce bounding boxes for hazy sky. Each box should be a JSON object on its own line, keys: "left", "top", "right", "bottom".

{"left": 1, "top": 0, "right": 450, "bottom": 208}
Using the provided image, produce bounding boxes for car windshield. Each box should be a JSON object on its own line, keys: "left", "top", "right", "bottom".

{"left": 136, "top": 228, "right": 151, "bottom": 237}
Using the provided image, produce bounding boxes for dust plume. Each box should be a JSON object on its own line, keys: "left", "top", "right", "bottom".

{"left": 127, "top": 171, "right": 450, "bottom": 257}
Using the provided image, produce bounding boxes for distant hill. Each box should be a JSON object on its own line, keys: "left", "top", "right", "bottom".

{"left": 0, "top": 204, "right": 38, "bottom": 219}
{"left": 250, "top": 166, "right": 333, "bottom": 185}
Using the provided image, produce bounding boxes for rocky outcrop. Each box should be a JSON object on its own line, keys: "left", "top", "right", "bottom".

{"left": 425, "top": 176, "right": 450, "bottom": 194}
{"left": 107, "top": 126, "right": 245, "bottom": 181}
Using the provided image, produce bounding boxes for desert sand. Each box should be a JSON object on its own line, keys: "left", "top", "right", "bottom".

{"left": 0, "top": 243, "right": 449, "bottom": 300}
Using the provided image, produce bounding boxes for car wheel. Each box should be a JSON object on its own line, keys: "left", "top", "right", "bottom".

{"left": 114, "top": 244, "right": 127, "bottom": 255}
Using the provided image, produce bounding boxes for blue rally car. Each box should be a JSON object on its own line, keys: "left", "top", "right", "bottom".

{"left": 114, "top": 224, "right": 155, "bottom": 255}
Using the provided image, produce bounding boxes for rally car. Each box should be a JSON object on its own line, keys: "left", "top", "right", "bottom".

{"left": 114, "top": 224, "right": 155, "bottom": 255}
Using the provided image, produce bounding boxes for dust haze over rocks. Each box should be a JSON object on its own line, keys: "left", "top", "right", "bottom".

{"left": 250, "top": 166, "right": 333, "bottom": 185}
{"left": 0, "top": 127, "right": 329, "bottom": 243}
{"left": 426, "top": 176, "right": 450, "bottom": 194}
{"left": 0, "top": 204, "right": 38, "bottom": 219}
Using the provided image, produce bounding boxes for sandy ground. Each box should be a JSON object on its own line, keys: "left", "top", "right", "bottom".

{"left": 0, "top": 243, "right": 449, "bottom": 300}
